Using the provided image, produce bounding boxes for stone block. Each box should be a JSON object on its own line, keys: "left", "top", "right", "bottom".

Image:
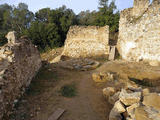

{"left": 119, "top": 89, "right": 141, "bottom": 106}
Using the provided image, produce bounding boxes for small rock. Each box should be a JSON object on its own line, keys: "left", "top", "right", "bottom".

{"left": 114, "top": 100, "right": 126, "bottom": 113}
{"left": 30, "top": 113, "right": 34, "bottom": 117}
{"left": 5, "top": 31, "right": 18, "bottom": 44}
{"left": 119, "top": 89, "right": 141, "bottom": 106}
{"left": 149, "top": 61, "right": 159, "bottom": 67}
{"left": 106, "top": 72, "right": 114, "bottom": 81}
{"left": 92, "top": 72, "right": 115, "bottom": 83}
{"left": 142, "top": 88, "right": 150, "bottom": 96}
{"left": 50, "top": 55, "right": 61, "bottom": 63}
{"left": 126, "top": 82, "right": 139, "bottom": 90}
{"left": 92, "top": 73, "right": 107, "bottom": 83}
{"left": 7, "top": 56, "right": 13, "bottom": 62}
{"left": 109, "top": 100, "right": 126, "bottom": 120}
{"left": 14, "top": 99, "right": 18, "bottom": 103}
{"left": 108, "top": 92, "right": 120, "bottom": 105}
{"left": 109, "top": 107, "right": 122, "bottom": 120}
{"left": 103, "top": 87, "right": 116, "bottom": 98}
{"left": 89, "top": 61, "right": 100, "bottom": 70}
{"left": 0, "top": 70, "right": 5, "bottom": 75}
{"left": 4, "top": 51, "right": 12, "bottom": 55}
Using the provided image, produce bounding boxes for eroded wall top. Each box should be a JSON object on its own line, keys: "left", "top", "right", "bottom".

{"left": 132, "top": 0, "right": 150, "bottom": 17}
{"left": 0, "top": 32, "right": 41, "bottom": 119}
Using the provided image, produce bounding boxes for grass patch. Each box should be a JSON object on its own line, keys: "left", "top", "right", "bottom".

{"left": 115, "top": 55, "right": 122, "bottom": 60}
{"left": 60, "top": 83, "right": 77, "bottom": 97}
{"left": 26, "top": 65, "right": 58, "bottom": 96}
{"left": 129, "top": 77, "right": 153, "bottom": 87}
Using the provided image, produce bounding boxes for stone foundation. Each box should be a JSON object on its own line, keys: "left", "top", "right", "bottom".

{"left": 0, "top": 32, "right": 41, "bottom": 119}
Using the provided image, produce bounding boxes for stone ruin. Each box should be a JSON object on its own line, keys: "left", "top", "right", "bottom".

{"left": 62, "top": 25, "right": 109, "bottom": 58}
{"left": 61, "top": 0, "right": 160, "bottom": 64}
{"left": 0, "top": 31, "right": 41, "bottom": 119}
{"left": 103, "top": 86, "right": 160, "bottom": 120}
{"left": 117, "top": 0, "right": 160, "bottom": 64}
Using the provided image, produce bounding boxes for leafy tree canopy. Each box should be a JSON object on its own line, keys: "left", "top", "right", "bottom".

{"left": 0, "top": 1, "right": 120, "bottom": 51}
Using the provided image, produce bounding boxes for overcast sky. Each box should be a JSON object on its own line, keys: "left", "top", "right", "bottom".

{"left": 0, "top": 0, "right": 134, "bottom": 14}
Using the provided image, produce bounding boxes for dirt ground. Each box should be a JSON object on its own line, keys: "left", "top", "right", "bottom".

{"left": 8, "top": 60, "right": 111, "bottom": 120}
{"left": 96, "top": 60, "right": 160, "bottom": 87}
{"left": 8, "top": 48, "right": 160, "bottom": 120}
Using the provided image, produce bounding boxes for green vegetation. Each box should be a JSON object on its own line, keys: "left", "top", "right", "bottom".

{"left": 60, "top": 83, "right": 77, "bottom": 97}
{"left": 26, "top": 65, "right": 58, "bottom": 96}
{"left": 0, "top": 0, "right": 120, "bottom": 50}
{"left": 0, "top": 32, "right": 7, "bottom": 46}
{"left": 77, "top": 0, "right": 119, "bottom": 32}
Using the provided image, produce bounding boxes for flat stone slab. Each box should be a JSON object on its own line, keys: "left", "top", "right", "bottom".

{"left": 60, "top": 58, "right": 100, "bottom": 71}
{"left": 109, "top": 46, "right": 115, "bottom": 61}
{"left": 48, "top": 108, "right": 65, "bottom": 120}
{"left": 119, "top": 89, "right": 141, "bottom": 106}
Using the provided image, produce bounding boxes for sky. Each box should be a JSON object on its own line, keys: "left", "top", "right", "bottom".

{"left": 0, "top": 0, "right": 134, "bottom": 14}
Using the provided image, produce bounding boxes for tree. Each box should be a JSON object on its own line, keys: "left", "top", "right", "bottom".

{"left": 99, "top": 0, "right": 109, "bottom": 10}
{"left": 12, "top": 3, "right": 34, "bottom": 33}
{"left": 94, "top": 0, "right": 119, "bottom": 32}
{"left": 0, "top": 4, "right": 12, "bottom": 31}
{"left": 77, "top": 10, "right": 95, "bottom": 25}
{"left": 0, "top": 4, "right": 12, "bottom": 46}
{"left": 24, "top": 5, "right": 77, "bottom": 52}
{"left": 35, "top": 8, "right": 51, "bottom": 22}
{"left": 0, "top": 32, "right": 7, "bottom": 46}
{"left": 77, "top": 0, "right": 119, "bottom": 32}
{"left": 0, "top": 2, "right": 119, "bottom": 51}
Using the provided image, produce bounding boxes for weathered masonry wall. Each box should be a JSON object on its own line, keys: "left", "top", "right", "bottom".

{"left": 117, "top": 0, "right": 160, "bottom": 62}
{"left": 0, "top": 32, "right": 41, "bottom": 119}
{"left": 62, "top": 25, "right": 109, "bottom": 58}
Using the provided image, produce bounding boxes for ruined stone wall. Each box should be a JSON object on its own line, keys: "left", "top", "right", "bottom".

{"left": 117, "top": 0, "right": 160, "bottom": 62}
{"left": 62, "top": 25, "right": 109, "bottom": 58}
{"left": 132, "top": 0, "right": 150, "bottom": 17}
{"left": 0, "top": 32, "right": 41, "bottom": 119}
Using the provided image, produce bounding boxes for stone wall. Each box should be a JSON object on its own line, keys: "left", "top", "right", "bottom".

{"left": 62, "top": 25, "right": 109, "bottom": 58}
{"left": 117, "top": 0, "right": 160, "bottom": 63}
{"left": 0, "top": 32, "right": 41, "bottom": 119}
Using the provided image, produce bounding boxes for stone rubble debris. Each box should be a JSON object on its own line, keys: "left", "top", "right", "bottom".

{"left": 104, "top": 85, "right": 160, "bottom": 120}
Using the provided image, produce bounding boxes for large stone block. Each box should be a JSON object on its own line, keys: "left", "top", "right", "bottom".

{"left": 119, "top": 89, "right": 141, "bottom": 106}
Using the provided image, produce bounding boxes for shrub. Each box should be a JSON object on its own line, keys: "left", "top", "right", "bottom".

{"left": 60, "top": 83, "right": 77, "bottom": 97}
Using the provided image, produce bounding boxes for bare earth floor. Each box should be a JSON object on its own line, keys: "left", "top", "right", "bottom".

{"left": 8, "top": 48, "right": 160, "bottom": 120}
{"left": 9, "top": 62, "right": 110, "bottom": 120}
